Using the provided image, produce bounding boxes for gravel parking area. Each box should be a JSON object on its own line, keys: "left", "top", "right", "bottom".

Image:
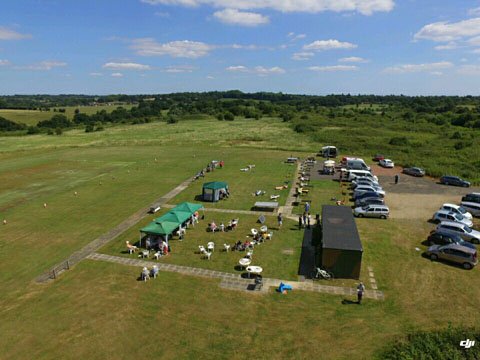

{"left": 375, "top": 167, "right": 480, "bottom": 220}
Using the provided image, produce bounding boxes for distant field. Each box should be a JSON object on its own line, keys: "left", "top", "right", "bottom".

{"left": 0, "top": 104, "right": 135, "bottom": 126}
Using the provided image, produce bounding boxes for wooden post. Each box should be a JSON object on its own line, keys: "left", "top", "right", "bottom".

{"left": 52, "top": 269, "right": 56, "bottom": 279}
{"left": 66, "top": 261, "right": 70, "bottom": 270}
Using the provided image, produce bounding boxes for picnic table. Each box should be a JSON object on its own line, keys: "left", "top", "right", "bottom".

{"left": 246, "top": 266, "right": 263, "bottom": 278}
{"left": 239, "top": 258, "right": 252, "bottom": 269}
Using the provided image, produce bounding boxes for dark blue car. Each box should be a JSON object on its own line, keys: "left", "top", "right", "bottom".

{"left": 428, "top": 231, "right": 477, "bottom": 250}
{"left": 440, "top": 175, "right": 470, "bottom": 187}
{"left": 353, "top": 191, "right": 383, "bottom": 201}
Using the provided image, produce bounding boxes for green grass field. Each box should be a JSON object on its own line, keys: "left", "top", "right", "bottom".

{"left": 1, "top": 117, "right": 480, "bottom": 359}
{"left": 0, "top": 104, "right": 134, "bottom": 126}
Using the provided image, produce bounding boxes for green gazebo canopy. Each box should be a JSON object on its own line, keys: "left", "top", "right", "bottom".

{"left": 174, "top": 202, "right": 204, "bottom": 213}
{"left": 141, "top": 221, "right": 178, "bottom": 236}
{"left": 202, "top": 181, "right": 228, "bottom": 190}
{"left": 157, "top": 210, "right": 191, "bottom": 224}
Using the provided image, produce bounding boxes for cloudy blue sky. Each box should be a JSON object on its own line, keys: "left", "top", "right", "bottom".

{"left": 1, "top": 0, "right": 480, "bottom": 95}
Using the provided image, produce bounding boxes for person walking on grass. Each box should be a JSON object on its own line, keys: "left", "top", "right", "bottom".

{"left": 307, "top": 213, "right": 311, "bottom": 229}
{"left": 298, "top": 215, "right": 303, "bottom": 230}
{"left": 302, "top": 212, "right": 307, "bottom": 227}
{"left": 357, "top": 282, "right": 366, "bottom": 304}
{"left": 277, "top": 213, "right": 283, "bottom": 229}
{"left": 394, "top": 174, "right": 399, "bottom": 184}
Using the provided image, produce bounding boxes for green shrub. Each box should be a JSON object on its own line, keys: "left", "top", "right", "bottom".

{"left": 389, "top": 136, "right": 409, "bottom": 146}
{"left": 378, "top": 325, "right": 480, "bottom": 360}
{"left": 294, "top": 123, "right": 315, "bottom": 133}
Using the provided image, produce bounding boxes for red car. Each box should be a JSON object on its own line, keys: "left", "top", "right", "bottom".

{"left": 373, "top": 154, "right": 385, "bottom": 162}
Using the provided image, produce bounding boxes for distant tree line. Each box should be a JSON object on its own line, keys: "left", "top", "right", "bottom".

{"left": 2, "top": 91, "right": 480, "bottom": 134}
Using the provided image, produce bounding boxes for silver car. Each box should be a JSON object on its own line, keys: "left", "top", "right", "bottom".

{"left": 440, "top": 203, "right": 472, "bottom": 220}
{"left": 432, "top": 210, "right": 473, "bottom": 228}
{"left": 436, "top": 221, "right": 480, "bottom": 244}
{"left": 354, "top": 204, "right": 389, "bottom": 219}
{"left": 426, "top": 243, "right": 478, "bottom": 269}
{"left": 461, "top": 202, "right": 480, "bottom": 217}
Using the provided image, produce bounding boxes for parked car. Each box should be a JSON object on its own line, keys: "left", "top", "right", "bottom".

{"left": 403, "top": 167, "right": 425, "bottom": 177}
{"left": 426, "top": 243, "right": 478, "bottom": 269}
{"left": 462, "top": 193, "right": 480, "bottom": 204}
{"left": 440, "top": 203, "right": 472, "bottom": 220}
{"left": 354, "top": 186, "right": 385, "bottom": 198}
{"left": 461, "top": 202, "right": 480, "bottom": 217}
{"left": 379, "top": 159, "right": 394, "bottom": 168}
{"left": 427, "top": 231, "right": 477, "bottom": 249}
{"left": 440, "top": 175, "right": 470, "bottom": 187}
{"left": 436, "top": 221, "right": 480, "bottom": 244}
{"left": 432, "top": 210, "right": 473, "bottom": 227}
{"left": 353, "top": 204, "right": 389, "bottom": 219}
{"left": 354, "top": 191, "right": 384, "bottom": 201}
{"left": 351, "top": 181, "right": 382, "bottom": 191}
{"left": 351, "top": 179, "right": 380, "bottom": 188}
{"left": 355, "top": 197, "right": 385, "bottom": 208}
{"left": 373, "top": 154, "right": 385, "bottom": 162}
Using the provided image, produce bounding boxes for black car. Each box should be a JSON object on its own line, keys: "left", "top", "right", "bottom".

{"left": 355, "top": 197, "right": 385, "bottom": 207}
{"left": 440, "top": 175, "right": 470, "bottom": 187}
{"left": 427, "top": 231, "right": 477, "bottom": 250}
{"left": 403, "top": 167, "right": 425, "bottom": 177}
{"left": 462, "top": 193, "right": 480, "bottom": 204}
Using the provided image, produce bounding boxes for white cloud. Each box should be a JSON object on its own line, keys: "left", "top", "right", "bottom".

{"left": 0, "top": 27, "right": 31, "bottom": 40}
{"left": 164, "top": 65, "right": 195, "bottom": 73}
{"left": 457, "top": 64, "right": 480, "bottom": 75}
{"left": 154, "top": 11, "right": 171, "bottom": 17}
{"left": 226, "top": 65, "right": 249, "bottom": 72}
{"left": 16, "top": 61, "right": 67, "bottom": 71}
{"left": 226, "top": 65, "right": 285, "bottom": 75}
{"left": 229, "top": 43, "right": 263, "bottom": 50}
{"left": 206, "top": 75, "right": 215, "bottom": 79}
{"left": 434, "top": 42, "right": 458, "bottom": 50}
{"left": 472, "top": 48, "right": 480, "bottom": 54}
{"left": 213, "top": 8, "right": 269, "bottom": 26}
{"left": 292, "top": 52, "right": 314, "bottom": 61}
{"left": 414, "top": 18, "right": 480, "bottom": 42}
{"left": 89, "top": 72, "right": 103, "bottom": 76}
{"left": 140, "top": 0, "right": 395, "bottom": 15}
{"left": 383, "top": 61, "right": 453, "bottom": 74}
{"left": 253, "top": 66, "right": 285, "bottom": 75}
{"left": 338, "top": 56, "right": 368, "bottom": 63}
{"left": 0, "top": 59, "right": 10, "bottom": 66}
{"left": 468, "top": 7, "right": 480, "bottom": 16}
{"left": 287, "top": 32, "right": 306, "bottom": 41}
{"left": 308, "top": 65, "right": 358, "bottom": 72}
{"left": 103, "top": 62, "right": 152, "bottom": 70}
{"left": 131, "top": 38, "right": 214, "bottom": 58}
{"left": 303, "top": 39, "right": 357, "bottom": 51}
{"left": 111, "top": 72, "right": 124, "bottom": 77}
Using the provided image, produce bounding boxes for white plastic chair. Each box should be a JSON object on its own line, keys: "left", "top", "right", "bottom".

{"left": 202, "top": 249, "right": 212, "bottom": 260}
{"left": 251, "top": 229, "right": 258, "bottom": 237}
{"left": 199, "top": 245, "right": 206, "bottom": 253}
{"left": 207, "top": 242, "right": 215, "bottom": 252}
{"left": 223, "top": 243, "right": 231, "bottom": 252}
{"left": 153, "top": 251, "right": 162, "bottom": 260}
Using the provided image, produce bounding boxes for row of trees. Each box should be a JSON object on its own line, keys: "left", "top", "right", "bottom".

{"left": 2, "top": 92, "right": 480, "bottom": 134}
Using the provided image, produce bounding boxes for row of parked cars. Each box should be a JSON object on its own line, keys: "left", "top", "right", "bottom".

{"left": 343, "top": 165, "right": 390, "bottom": 219}
{"left": 425, "top": 193, "right": 480, "bottom": 269}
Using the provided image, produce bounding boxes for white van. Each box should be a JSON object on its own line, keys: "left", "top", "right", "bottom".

{"left": 346, "top": 159, "right": 370, "bottom": 171}
{"left": 347, "top": 170, "right": 378, "bottom": 182}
